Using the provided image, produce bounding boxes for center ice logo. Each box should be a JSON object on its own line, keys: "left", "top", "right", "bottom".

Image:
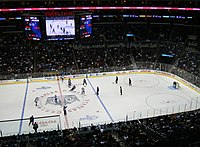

{"left": 45, "top": 95, "right": 80, "bottom": 106}
{"left": 36, "top": 90, "right": 90, "bottom": 114}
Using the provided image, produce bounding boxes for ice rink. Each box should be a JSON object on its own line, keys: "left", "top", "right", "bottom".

{"left": 0, "top": 71, "right": 200, "bottom": 136}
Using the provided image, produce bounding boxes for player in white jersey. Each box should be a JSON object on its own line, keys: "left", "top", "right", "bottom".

{"left": 81, "top": 87, "right": 85, "bottom": 95}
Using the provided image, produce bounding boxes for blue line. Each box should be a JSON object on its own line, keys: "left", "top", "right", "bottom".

{"left": 87, "top": 78, "right": 114, "bottom": 122}
{"left": 19, "top": 79, "right": 29, "bottom": 134}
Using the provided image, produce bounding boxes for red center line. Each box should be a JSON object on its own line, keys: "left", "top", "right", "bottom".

{"left": 57, "top": 77, "right": 69, "bottom": 129}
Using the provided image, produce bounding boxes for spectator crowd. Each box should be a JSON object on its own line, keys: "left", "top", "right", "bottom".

{"left": 0, "top": 109, "right": 200, "bottom": 146}
{"left": 0, "top": 22, "right": 199, "bottom": 77}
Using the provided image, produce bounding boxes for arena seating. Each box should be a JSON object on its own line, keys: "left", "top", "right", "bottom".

{"left": 1, "top": 23, "right": 199, "bottom": 76}
{"left": 0, "top": 109, "right": 200, "bottom": 146}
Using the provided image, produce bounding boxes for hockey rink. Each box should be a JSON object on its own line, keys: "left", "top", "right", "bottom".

{"left": 0, "top": 71, "right": 200, "bottom": 136}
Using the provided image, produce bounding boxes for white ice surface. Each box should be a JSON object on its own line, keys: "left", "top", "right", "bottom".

{"left": 0, "top": 73, "right": 199, "bottom": 136}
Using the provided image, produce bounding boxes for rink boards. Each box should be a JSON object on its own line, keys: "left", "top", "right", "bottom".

{"left": 1, "top": 70, "right": 199, "bottom": 93}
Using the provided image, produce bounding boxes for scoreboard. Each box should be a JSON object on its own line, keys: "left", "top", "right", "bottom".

{"left": 22, "top": 11, "right": 93, "bottom": 41}
{"left": 24, "top": 16, "right": 42, "bottom": 40}
{"left": 80, "top": 14, "right": 92, "bottom": 38}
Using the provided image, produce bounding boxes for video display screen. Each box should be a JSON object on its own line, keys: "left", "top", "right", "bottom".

{"left": 45, "top": 16, "right": 75, "bottom": 40}
{"left": 24, "top": 16, "right": 42, "bottom": 40}
{"left": 80, "top": 15, "right": 92, "bottom": 38}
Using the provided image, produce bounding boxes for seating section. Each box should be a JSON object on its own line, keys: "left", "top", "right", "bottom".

{"left": 0, "top": 23, "right": 199, "bottom": 76}
{"left": 0, "top": 110, "right": 200, "bottom": 146}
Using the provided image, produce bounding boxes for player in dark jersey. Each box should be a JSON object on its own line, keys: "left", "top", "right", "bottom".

{"left": 63, "top": 106, "right": 67, "bottom": 116}
{"left": 68, "top": 78, "right": 71, "bottom": 87}
{"left": 83, "top": 79, "right": 87, "bottom": 86}
{"left": 29, "top": 115, "right": 34, "bottom": 126}
{"left": 70, "top": 85, "right": 76, "bottom": 91}
{"left": 120, "top": 86, "right": 122, "bottom": 95}
{"left": 115, "top": 76, "right": 118, "bottom": 84}
{"left": 55, "top": 95, "right": 58, "bottom": 103}
{"left": 96, "top": 86, "right": 99, "bottom": 95}
{"left": 129, "top": 78, "right": 132, "bottom": 86}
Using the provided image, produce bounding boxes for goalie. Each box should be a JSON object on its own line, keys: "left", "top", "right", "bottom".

{"left": 173, "top": 81, "right": 179, "bottom": 89}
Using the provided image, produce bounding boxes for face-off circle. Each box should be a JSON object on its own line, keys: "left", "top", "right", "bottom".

{"left": 145, "top": 93, "right": 190, "bottom": 110}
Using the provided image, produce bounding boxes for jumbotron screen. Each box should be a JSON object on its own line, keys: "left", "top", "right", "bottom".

{"left": 24, "top": 16, "right": 42, "bottom": 40}
{"left": 45, "top": 16, "right": 75, "bottom": 40}
{"left": 80, "top": 15, "right": 92, "bottom": 38}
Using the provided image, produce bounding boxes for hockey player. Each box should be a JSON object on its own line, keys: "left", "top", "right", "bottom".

{"left": 61, "top": 75, "right": 64, "bottom": 82}
{"left": 63, "top": 106, "right": 67, "bottom": 116}
{"left": 115, "top": 76, "right": 118, "bottom": 84}
{"left": 81, "top": 87, "right": 85, "bottom": 95}
{"left": 33, "top": 122, "right": 38, "bottom": 133}
{"left": 29, "top": 115, "right": 34, "bottom": 126}
{"left": 52, "top": 28, "right": 55, "bottom": 34}
{"left": 70, "top": 85, "right": 76, "bottom": 91}
{"left": 68, "top": 78, "right": 71, "bottom": 87}
{"left": 129, "top": 78, "right": 132, "bottom": 86}
{"left": 120, "top": 86, "right": 122, "bottom": 95}
{"left": 173, "top": 81, "right": 177, "bottom": 89}
{"left": 34, "top": 97, "right": 39, "bottom": 106}
{"left": 54, "top": 95, "right": 58, "bottom": 104}
{"left": 83, "top": 79, "right": 87, "bottom": 86}
{"left": 96, "top": 86, "right": 99, "bottom": 96}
